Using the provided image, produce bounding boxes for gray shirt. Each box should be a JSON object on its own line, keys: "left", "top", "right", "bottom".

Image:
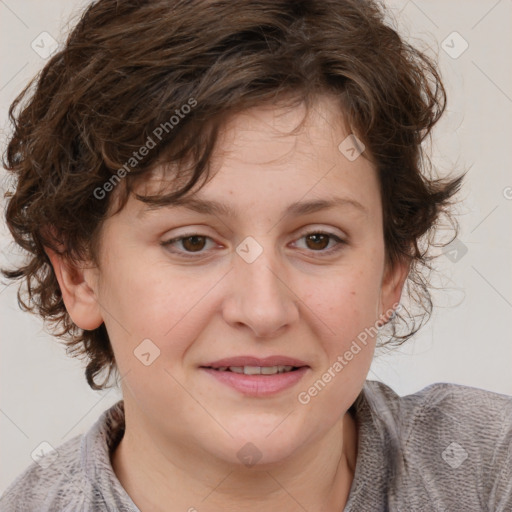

{"left": 1, "top": 379, "right": 511, "bottom": 511}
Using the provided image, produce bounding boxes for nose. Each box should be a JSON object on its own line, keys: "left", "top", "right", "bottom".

{"left": 222, "top": 242, "right": 299, "bottom": 339}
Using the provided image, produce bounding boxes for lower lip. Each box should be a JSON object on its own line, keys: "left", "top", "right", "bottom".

{"left": 201, "top": 367, "right": 309, "bottom": 397}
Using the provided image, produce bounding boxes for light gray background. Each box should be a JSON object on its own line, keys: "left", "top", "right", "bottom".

{"left": 1, "top": 0, "right": 511, "bottom": 494}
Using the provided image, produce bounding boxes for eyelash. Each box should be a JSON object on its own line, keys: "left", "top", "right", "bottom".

{"left": 161, "top": 230, "right": 346, "bottom": 259}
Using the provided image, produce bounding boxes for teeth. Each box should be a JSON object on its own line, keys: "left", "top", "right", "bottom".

{"left": 261, "top": 366, "right": 278, "bottom": 375}
{"left": 243, "top": 366, "right": 263, "bottom": 375}
{"left": 216, "top": 365, "right": 295, "bottom": 374}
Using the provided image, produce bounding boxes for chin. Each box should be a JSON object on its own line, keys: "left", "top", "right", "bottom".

{"left": 207, "top": 430, "right": 304, "bottom": 469}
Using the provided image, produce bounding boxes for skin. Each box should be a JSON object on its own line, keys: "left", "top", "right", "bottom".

{"left": 47, "top": 94, "right": 409, "bottom": 511}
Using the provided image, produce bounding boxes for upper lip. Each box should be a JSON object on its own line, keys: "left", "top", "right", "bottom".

{"left": 201, "top": 356, "right": 309, "bottom": 368}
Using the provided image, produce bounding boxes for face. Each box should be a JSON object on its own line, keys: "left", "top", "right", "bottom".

{"left": 60, "top": 95, "right": 407, "bottom": 467}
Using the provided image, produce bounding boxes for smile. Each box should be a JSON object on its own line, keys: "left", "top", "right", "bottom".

{"left": 200, "top": 366, "right": 309, "bottom": 396}
{"left": 213, "top": 365, "right": 297, "bottom": 374}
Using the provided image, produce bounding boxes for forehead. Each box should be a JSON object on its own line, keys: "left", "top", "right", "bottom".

{"left": 124, "top": 95, "right": 379, "bottom": 221}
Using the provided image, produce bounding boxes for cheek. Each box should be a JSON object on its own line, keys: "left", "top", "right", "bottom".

{"left": 292, "top": 266, "right": 383, "bottom": 386}
{"left": 102, "top": 259, "right": 217, "bottom": 367}
{"left": 303, "top": 261, "right": 382, "bottom": 331}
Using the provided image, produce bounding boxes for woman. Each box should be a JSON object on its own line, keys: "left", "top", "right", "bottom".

{"left": 1, "top": 0, "right": 510, "bottom": 510}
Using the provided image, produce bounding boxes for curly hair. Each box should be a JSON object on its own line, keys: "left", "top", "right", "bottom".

{"left": 2, "top": 0, "right": 465, "bottom": 390}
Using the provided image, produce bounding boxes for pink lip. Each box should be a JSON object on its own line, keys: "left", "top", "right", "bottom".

{"left": 201, "top": 355, "right": 309, "bottom": 368}
{"left": 201, "top": 367, "right": 309, "bottom": 397}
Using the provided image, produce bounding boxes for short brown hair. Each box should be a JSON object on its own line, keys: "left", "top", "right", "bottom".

{"left": 2, "top": 0, "right": 465, "bottom": 390}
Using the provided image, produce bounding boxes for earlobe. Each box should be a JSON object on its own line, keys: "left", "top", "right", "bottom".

{"left": 45, "top": 247, "right": 104, "bottom": 331}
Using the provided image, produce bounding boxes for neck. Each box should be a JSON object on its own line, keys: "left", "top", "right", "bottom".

{"left": 111, "top": 404, "right": 357, "bottom": 512}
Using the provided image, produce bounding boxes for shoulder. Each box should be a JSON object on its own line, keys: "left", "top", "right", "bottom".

{"left": 387, "top": 380, "right": 512, "bottom": 431}
{"left": 0, "top": 434, "right": 92, "bottom": 512}
{"left": 364, "top": 379, "right": 512, "bottom": 435}
{"left": 362, "top": 380, "right": 512, "bottom": 510}
{"left": 0, "top": 400, "right": 134, "bottom": 512}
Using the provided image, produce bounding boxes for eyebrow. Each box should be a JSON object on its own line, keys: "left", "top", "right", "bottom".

{"left": 139, "top": 195, "right": 368, "bottom": 219}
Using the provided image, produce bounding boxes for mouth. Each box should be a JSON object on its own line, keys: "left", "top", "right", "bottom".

{"left": 201, "top": 355, "right": 309, "bottom": 370}
{"left": 203, "top": 365, "right": 303, "bottom": 375}
{"left": 199, "top": 356, "right": 310, "bottom": 396}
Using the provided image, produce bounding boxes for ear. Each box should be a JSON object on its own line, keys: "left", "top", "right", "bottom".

{"left": 45, "top": 247, "right": 104, "bottom": 331}
{"left": 377, "top": 256, "right": 410, "bottom": 326}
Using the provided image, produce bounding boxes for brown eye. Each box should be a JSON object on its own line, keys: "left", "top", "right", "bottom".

{"left": 162, "top": 230, "right": 346, "bottom": 259}
{"left": 180, "top": 235, "right": 207, "bottom": 252}
{"left": 162, "top": 234, "right": 215, "bottom": 257}
{"left": 304, "top": 233, "right": 330, "bottom": 251}
{"left": 293, "top": 231, "right": 346, "bottom": 255}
